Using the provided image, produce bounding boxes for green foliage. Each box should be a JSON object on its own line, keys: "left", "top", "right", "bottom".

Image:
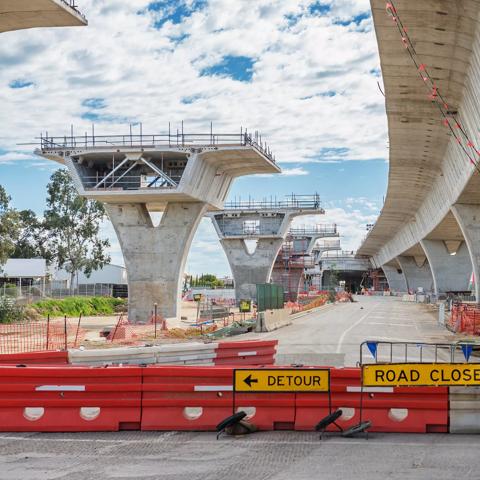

{"left": 0, "top": 297, "right": 24, "bottom": 324}
{"left": 32, "top": 296, "right": 127, "bottom": 317}
{"left": 11, "top": 209, "right": 45, "bottom": 259}
{"left": 190, "top": 273, "right": 224, "bottom": 288}
{"left": 0, "top": 185, "right": 20, "bottom": 267}
{"left": 42, "top": 170, "right": 111, "bottom": 285}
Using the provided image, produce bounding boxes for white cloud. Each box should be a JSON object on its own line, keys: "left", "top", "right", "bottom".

{"left": 0, "top": 0, "right": 388, "bottom": 275}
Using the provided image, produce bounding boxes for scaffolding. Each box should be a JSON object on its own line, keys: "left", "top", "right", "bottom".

{"left": 224, "top": 194, "right": 322, "bottom": 211}
{"left": 274, "top": 235, "right": 315, "bottom": 302}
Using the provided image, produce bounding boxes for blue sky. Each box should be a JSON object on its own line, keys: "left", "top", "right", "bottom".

{"left": 0, "top": 0, "right": 388, "bottom": 276}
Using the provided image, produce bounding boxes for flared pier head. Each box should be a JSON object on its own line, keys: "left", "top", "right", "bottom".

{"left": 0, "top": 0, "right": 87, "bottom": 33}
{"left": 271, "top": 224, "right": 339, "bottom": 301}
{"left": 36, "top": 128, "right": 280, "bottom": 322}
{"left": 209, "top": 195, "right": 324, "bottom": 303}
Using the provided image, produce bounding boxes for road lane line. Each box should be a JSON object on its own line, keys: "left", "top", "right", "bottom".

{"left": 335, "top": 303, "right": 379, "bottom": 354}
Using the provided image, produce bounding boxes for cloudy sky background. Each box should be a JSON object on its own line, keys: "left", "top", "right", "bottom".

{"left": 0, "top": 0, "right": 388, "bottom": 276}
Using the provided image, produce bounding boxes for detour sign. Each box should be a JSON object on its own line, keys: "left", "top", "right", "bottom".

{"left": 363, "top": 363, "right": 480, "bottom": 387}
{"left": 234, "top": 368, "right": 330, "bottom": 393}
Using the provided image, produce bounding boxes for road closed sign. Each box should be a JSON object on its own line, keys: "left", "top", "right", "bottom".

{"left": 234, "top": 368, "right": 330, "bottom": 393}
{"left": 363, "top": 363, "right": 480, "bottom": 387}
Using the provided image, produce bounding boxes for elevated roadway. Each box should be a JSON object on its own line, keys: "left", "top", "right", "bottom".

{"left": 358, "top": 0, "right": 480, "bottom": 299}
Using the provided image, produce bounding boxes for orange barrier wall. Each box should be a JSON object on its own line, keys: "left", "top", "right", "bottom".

{"left": 295, "top": 368, "right": 448, "bottom": 433}
{"left": 0, "top": 351, "right": 69, "bottom": 365}
{"left": 214, "top": 340, "right": 277, "bottom": 366}
{"left": 0, "top": 366, "right": 142, "bottom": 431}
{"left": 0, "top": 364, "right": 448, "bottom": 433}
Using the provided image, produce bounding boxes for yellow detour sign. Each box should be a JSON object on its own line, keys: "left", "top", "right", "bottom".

{"left": 363, "top": 363, "right": 480, "bottom": 387}
{"left": 234, "top": 368, "right": 330, "bottom": 393}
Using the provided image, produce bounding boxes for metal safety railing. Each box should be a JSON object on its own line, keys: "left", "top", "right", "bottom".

{"left": 359, "top": 340, "right": 480, "bottom": 366}
{"left": 35, "top": 126, "right": 276, "bottom": 163}
{"left": 81, "top": 175, "right": 180, "bottom": 190}
{"left": 60, "top": 0, "right": 86, "bottom": 19}
{"left": 289, "top": 224, "right": 337, "bottom": 236}
{"left": 224, "top": 193, "right": 322, "bottom": 211}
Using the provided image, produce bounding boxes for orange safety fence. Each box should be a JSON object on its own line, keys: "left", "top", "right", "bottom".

{"left": 0, "top": 318, "right": 86, "bottom": 354}
{"left": 107, "top": 311, "right": 257, "bottom": 345}
{"left": 448, "top": 303, "right": 480, "bottom": 335}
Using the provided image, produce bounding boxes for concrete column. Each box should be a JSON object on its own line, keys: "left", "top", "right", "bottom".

{"left": 106, "top": 202, "right": 207, "bottom": 322}
{"left": 420, "top": 239, "right": 471, "bottom": 294}
{"left": 382, "top": 264, "right": 408, "bottom": 293}
{"left": 396, "top": 256, "right": 434, "bottom": 293}
{"left": 451, "top": 204, "right": 480, "bottom": 300}
{"left": 222, "top": 237, "right": 284, "bottom": 302}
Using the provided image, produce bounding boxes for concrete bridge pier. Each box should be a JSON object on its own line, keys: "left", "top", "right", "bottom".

{"left": 381, "top": 263, "right": 408, "bottom": 293}
{"left": 420, "top": 239, "right": 471, "bottom": 295}
{"left": 106, "top": 202, "right": 207, "bottom": 322}
{"left": 396, "top": 256, "right": 434, "bottom": 293}
{"left": 221, "top": 237, "right": 284, "bottom": 301}
{"left": 452, "top": 204, "right": 480, "bottom": 300}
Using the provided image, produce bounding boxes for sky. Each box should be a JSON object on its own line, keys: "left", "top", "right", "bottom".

{"left": 0, "top": 0, "right": 389, "bottom": 276}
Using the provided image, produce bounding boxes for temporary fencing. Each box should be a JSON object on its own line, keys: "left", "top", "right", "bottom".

{"left": 0, "top": 318, "right": 86, "bottom": 354}
{"left": 448, "top": 303, "right": 480, "bottom": 335}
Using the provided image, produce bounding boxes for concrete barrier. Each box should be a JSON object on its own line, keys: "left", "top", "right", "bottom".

{"left": 256, "top": 309, "right": 291, "bottom": 332}
{"left": 402, "top": 294, "right": 416, "bottom": 302}
{"left": 449, "top": 386, "right": 480, "bottom": 433}
{"left": 68, "top": 346, "right": 157, "bottom": 366}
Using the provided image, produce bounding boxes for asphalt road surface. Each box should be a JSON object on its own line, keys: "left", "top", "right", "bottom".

{"left": 0, "top": 430, "right": 479, "bottom": 480}
{"left": 244, "top": 295, "right": 458, "bottom": 366}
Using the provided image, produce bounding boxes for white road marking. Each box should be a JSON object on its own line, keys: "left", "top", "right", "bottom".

{"left": 336, "top": 304, "right": 379, "bottom": 354}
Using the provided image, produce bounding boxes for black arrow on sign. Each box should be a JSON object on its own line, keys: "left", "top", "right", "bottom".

{"left": 243, "top": 374, "right": 258, "bottom": 388}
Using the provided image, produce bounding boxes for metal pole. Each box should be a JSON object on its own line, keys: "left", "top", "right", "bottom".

{"left": 181, "top": 120, "right": 184, "bottom": 146}
{"left": 46, "top": 315, "right": 50, "bottom": 350}
{"left": 74, "top": 314, "right": 82, "bottom": 347}
{"left": 154, "top": 303, "right": 158, "bottom": 339}
{"left": 64, "top": 315, "right": 68, "bottom": 350}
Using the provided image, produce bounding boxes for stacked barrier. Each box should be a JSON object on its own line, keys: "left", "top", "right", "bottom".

{"left": 0, "top": 351, "right": 68, "bottom": 365}
{"left": 215, "top": 340, "right": 277, "bottom": 365}
{"left": 0, "top": 366, "right": 142, "bottom": 431}
{"left": 68, "top": 340, "right": 277, "bottom": 367}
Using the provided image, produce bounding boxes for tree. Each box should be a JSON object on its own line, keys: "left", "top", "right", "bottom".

{"left": 11, "top": 209, "right": 44, "bottom": 259}
{"left": 42, "top": 170, "right": 111, "bottom": 291}
{"left": 0, "top": 185, "right": 20, "bottom": 268}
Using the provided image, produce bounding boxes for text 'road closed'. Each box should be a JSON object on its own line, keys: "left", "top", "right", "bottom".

{"left": 234, "top": 369, "right": 330, "bottom": 393}
{"left": 363, "top": 363, "right": 480, "bottom": 387}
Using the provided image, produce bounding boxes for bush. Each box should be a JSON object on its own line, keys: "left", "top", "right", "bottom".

{"left": 32, "top": 296, "right": 127, "bottom": 317}
{"left": 0, "top": 296, "right": 25, "bottom": 324}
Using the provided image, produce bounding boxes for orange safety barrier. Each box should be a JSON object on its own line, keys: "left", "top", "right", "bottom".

{"left": 141, "top": 366, "right": 233, "bottom": 430}
{"left": 0, "top": 366, "right": 142, "bottom": 431}
{"left": 295, "top": 368, "right": 448, "bottom": 433}
{"left": 0, "top": 351, "right": 68, "bottom": 365}
{"left": 141, "top": 365, "right": 295, "bottom": 431}
{"left": 214, "top": 340, "right": 277, "bottom": 365}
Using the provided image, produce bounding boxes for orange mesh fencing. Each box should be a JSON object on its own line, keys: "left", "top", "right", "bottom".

{"left": 448, "top": 303, "right": 480, "bottom": 335}
{"left": 0, "top": 318, "right": 86, "bottom": 354}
